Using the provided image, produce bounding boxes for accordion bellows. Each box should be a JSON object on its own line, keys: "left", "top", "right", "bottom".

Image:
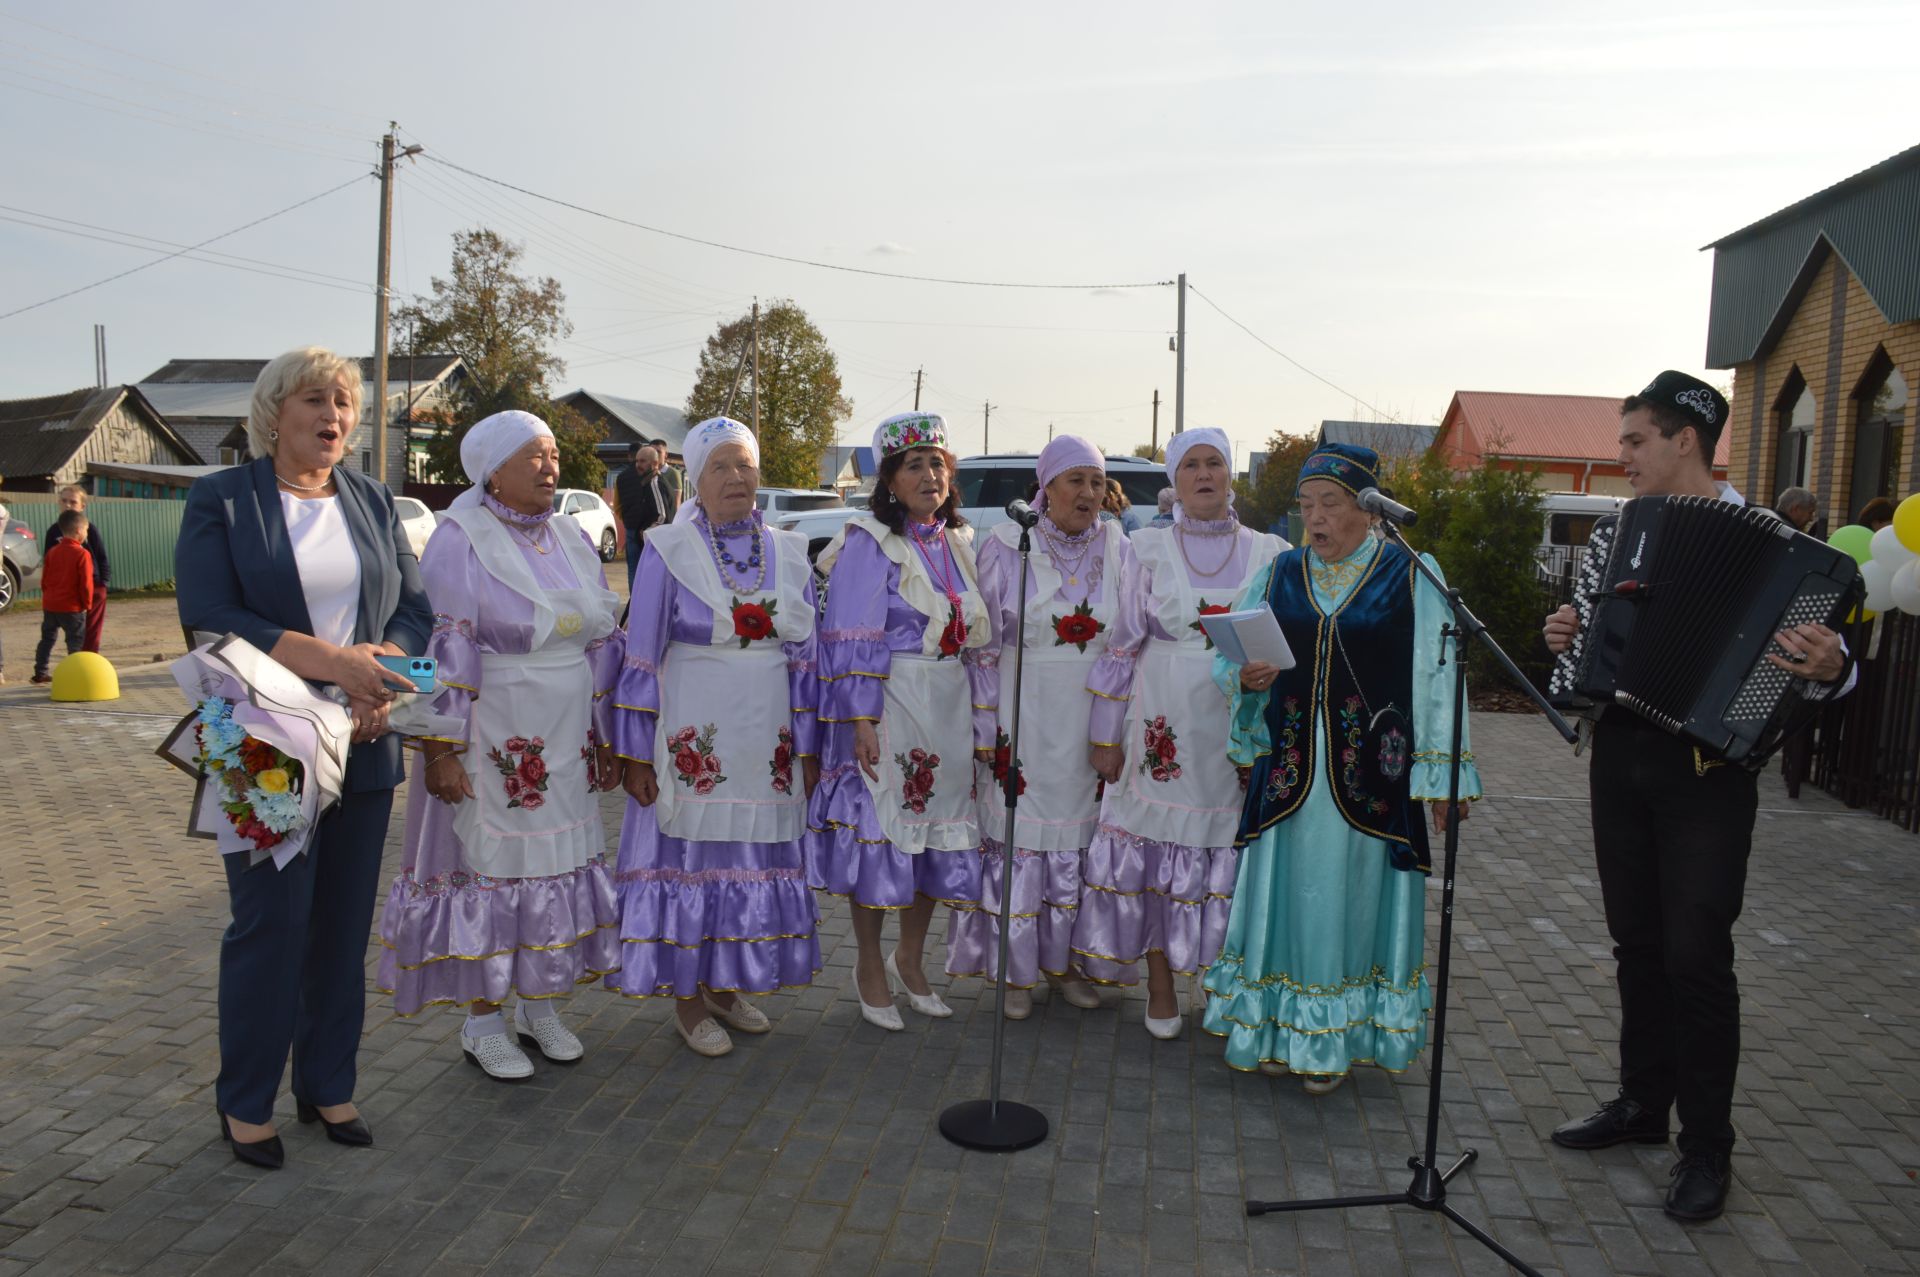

{"left": 1564, "top": 495, "right": 1861, "bottom": 763}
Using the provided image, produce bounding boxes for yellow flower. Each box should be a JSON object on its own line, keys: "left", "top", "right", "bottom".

{"left": 255, "top": 768, "right": 291, "bottom": 794}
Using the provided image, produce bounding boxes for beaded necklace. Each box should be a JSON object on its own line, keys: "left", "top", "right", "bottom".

{"left": 704, "top": 512, "right": 766, "bottom": 592}
{"left": 908, "top": 520, "right": 969, "bottom": 650}
{"left": 1039, "top": 515, "right": 1098, "bottom": 588}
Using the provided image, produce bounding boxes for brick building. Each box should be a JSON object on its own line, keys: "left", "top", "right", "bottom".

{"left": 1707, "top": 144, "right": 1919, "bottom": 524}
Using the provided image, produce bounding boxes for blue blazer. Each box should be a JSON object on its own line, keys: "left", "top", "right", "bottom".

{"left": 176, "top": 458, "right": 434, "bottom": 793}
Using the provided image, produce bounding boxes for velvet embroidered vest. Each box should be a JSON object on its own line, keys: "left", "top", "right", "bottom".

{"left": 1236, "top": 539, "right": 1431, "bottom": 872}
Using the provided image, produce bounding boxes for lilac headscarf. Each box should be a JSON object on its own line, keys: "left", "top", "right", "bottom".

{"left": 1165, "top": 427, "right": 1234, "bottom": 522}
{"left": 1033, "top": 434, "right": 1104, "bottom": 513}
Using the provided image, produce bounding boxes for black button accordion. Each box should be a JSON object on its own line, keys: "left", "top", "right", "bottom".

{"left": 1559, "top": 495, "right": 1862, "bottom": 764}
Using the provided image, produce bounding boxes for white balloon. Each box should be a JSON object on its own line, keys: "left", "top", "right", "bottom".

{"left": 1871, "top": 524, "right": 1915, "bottom": 565}
{"left": 1894, "top": 561, "right": 1920, "bottom": 615}
{"left": 1862, "top": 558, "right": 1897, "bottom": 611}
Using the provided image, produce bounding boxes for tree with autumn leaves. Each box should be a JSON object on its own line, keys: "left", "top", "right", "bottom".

{"left": 684, "top": 300, "right": 851, "bottom": 490}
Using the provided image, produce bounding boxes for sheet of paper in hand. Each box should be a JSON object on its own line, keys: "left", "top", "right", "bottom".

{"left": 1198, "top": 608, "right": 1296, "bottom": 669}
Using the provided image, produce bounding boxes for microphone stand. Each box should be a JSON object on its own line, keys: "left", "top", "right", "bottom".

{"left": 939, "top": 513, "right": 1049, "bottom": 1153}
{"left": 1242, "top": 521, "right": 1576, "bottom": 1276}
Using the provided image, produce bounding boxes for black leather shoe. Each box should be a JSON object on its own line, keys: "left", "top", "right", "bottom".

{"left": 219, "top": 1112, "right": 285, "bottom": 1169}
{"left": 1666, "top": 1150, "right": 1732, "bottom": 1221}
{"left": 296, "top": 1100, "right": 373, "bottom": 1147}
{"left": 1550, "top": 1097, "right": 1670, "bottom": 1150}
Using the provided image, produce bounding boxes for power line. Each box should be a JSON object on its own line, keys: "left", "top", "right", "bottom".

{"left": 0, "top": 214, "right": 370, "bottom": 296}
{"left": 1187, "top": 283, "right": 1402, "bottom": 424}
{"left": 0, "top": 204, "right": 370, "bottom": 289}
{"left": 0, "top": 175, "right": 370, "bottom": 321}
{"left": 420, "top": 154, "right": 1175, "bottom": 292}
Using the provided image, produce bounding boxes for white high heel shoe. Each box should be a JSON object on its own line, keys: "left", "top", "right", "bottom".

{"left": 1143, "top": 995, "right": 1185, "bottom": 1041}
{"left": 885, "top": 951, "right": 952, "bottom": 1018}
{"left": 851, "top": 971, "right": 903, "bottom": 1032}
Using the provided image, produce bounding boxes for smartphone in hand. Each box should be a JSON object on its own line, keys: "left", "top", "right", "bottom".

{"left": 375, "top": 654, "right": 438, "bottom": 695}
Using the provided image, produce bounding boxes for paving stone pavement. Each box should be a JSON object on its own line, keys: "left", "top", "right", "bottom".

{"left": 1, "top": 664, "right": 1916, "bottom": 1276}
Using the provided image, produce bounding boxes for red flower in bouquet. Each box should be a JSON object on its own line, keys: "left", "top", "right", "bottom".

{"left": 518, "top": 754, "right": 547, "bottom": 786}
{"left": 1051, "top": 601, "right": 1104, "bottom": 652}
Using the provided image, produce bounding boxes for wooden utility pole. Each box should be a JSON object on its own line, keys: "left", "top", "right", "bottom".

{"left": 1174, "top": 272, "right": 1186, "bottom": 436}
{"left": 1151, "top": 388, "right": 1160, "bottom": 456}
{"left": 983, "top": 401, "right": 995, "bottom": 453}
{"left": 371, "top": 125, "right": 423, "bottom": 487}
{"left": 914, "top": 366, "right": 923, "bottom": 410}
{"left": 750, "top": 299, "right": 762, "bottom": 437}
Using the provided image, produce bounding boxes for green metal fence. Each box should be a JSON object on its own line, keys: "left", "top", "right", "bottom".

{"left": 3, "top": 495, "right": 188, "bottom": 600}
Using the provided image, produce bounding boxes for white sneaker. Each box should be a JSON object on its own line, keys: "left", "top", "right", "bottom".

{"left": 1144, "top": 999, "right": 1184, "bottom": 1041}
{"left": 462, "top": 1027, "right": 535, "bottom": 1081}
{"left": 676, "top": 1015, "right": 734, "bottom": 1057}
{"left": 851, "top": 973, "right": 903, "bottom": 1032}
{"left": 1050, "top": 972, "right": 1102, "bottom": 1010}
{"left": 516, "top": 1013, "right": 584, "bottom": 1062}
{"left": 1302, "top": 1073, "right": 1347, "bottom": 1096}
{"left": 886, "top": 951, "right": 953, "bottom": 1019}
{"left": 703, "top": 992, "right": 771, "bottom": 1034}
{"left": 1259, "top": 1060, "right": 1291, "bottom": 1078}
{"left": 1001, "top": 986, "right": 1033, "bottom": 1020}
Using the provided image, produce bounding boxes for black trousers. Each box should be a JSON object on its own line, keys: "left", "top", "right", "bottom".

{"left": 34, "top": 610, "right": 84, "bottom": 673}
{"left": 217, "top": 790, "right": 392, "bottom": 1125}
{"left": 1589, "top": 713, "right": 1757, "bottom": 1157}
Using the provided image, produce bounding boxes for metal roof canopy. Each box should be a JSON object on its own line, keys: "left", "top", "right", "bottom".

{"left": 1702, "top": 143, "right": 1920, "bottom": 369}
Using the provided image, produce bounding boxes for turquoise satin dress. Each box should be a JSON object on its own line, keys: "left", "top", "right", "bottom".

{"left": 1200, "top": 535, "right": 1481, "bottom": 1076}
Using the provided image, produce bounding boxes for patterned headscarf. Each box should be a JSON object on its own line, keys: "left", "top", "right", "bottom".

{"left": 449, "top": 410, "right": 553, "bottom": 510}
{"left": 1295, "top": 442, "right": 1381, "bottom": 499}
{"left": 673, "top": 417, "right": 760, "bottom": 524}
{"left": 1033, "top": 434, "right": 1104, "bottom": 513}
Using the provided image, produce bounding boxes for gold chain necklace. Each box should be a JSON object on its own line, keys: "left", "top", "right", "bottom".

{"left": 1174, "top": 524, "right": 1235, "bottom": 578}
{"left": 497, "top": 514, "right": 553, "bottom": 555}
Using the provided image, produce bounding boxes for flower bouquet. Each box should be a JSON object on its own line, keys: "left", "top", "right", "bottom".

{"left": 157, "top": 635, "right": 352, "bottom": 869}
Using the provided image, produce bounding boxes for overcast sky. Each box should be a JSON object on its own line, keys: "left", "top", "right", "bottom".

{"left": 3, "top": 2, "right": 1917, "bottom": 464}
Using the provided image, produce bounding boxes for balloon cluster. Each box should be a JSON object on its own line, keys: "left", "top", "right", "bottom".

{"left": 1828, "top": 494, "right": 1920, "bottom": 619}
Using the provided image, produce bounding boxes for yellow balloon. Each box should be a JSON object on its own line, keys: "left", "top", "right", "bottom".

{"left": 1895, "top": 494, "right": 1920, "bottom": 554}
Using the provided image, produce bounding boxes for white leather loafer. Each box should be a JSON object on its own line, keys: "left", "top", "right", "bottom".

{"left": 703, "top": 992, "right": 771, "bottom": 1034}
{"left": 676, "top": 1015, "right": 734, "bottom": 1057}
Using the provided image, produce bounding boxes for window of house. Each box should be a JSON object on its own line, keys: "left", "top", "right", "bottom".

{"left": 1849, "top": 354, "right": 1909, "bottom": 516}
{"left": 1774, "top": 372, "right": 1814, "bottom": 492}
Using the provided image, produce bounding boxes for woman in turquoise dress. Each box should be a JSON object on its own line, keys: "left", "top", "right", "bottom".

{"left": 1201, "top": 442, "right": 1478, "bottom": 1094}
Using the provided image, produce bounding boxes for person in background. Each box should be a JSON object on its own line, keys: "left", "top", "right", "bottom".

{"left": 176, "top": 345, "right": 431, "bottom": 1168}
{"left": 615, "top": 439, "right": 671, "bottom": 591}
{"left": 651, "top": 439, "right": 682, "bottom": 519}
{"left": 1772, "top": 487, "right": 1817, "bottom": 532}
{"left": 1146, "top": 486, "right": 1176, "bottom": 529}
{"left": 1857, "top": 497, "right": 1895, "bottom": 532}
{"left": 32, "top": 509, "right": 94, "bottom": 684}
{"left": 1102, "top": 477, "right": 1142, "bottom": 533}
{"left": 47, "top": 486, "right": 110, "bottom": 653}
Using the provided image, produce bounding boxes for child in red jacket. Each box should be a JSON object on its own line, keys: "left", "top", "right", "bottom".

{"left": 32, "top": 508, "right": 95, "bottom": 684}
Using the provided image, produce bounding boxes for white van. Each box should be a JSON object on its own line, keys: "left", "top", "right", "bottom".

{"left": 1536, "top": 492, "right": 1625, "bottom": 594}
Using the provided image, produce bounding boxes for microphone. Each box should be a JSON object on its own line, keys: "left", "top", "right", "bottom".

{"left": 1004, "top": 498, "right": 1041, "bottom": 529}
{"left": 1356, "top": 487, "right": 1417, "bottom": 527}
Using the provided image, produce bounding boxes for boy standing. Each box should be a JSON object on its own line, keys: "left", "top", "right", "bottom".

{"left": 32, "top": 508, "right": 95, "bottom": 684}
{"left": 48, "top": 485, "right": 110, "bottom": 652}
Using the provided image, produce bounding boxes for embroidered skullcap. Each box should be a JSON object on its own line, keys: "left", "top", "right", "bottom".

{"left": 872, "top": 412, "right": 949, "bottom": 460}
{"left": 672, "top": 417, "right": 759, "bottom": 524}
{"left": 1033, "top": 433, "right": 1104, "bottom": 512}
{"left": 1636, "top": 370, "right": 1729, "bottom": 446}
{"left": 1295, "top": 441, "right": 1380, "bottom": 499}
{"left": 1164, "top": 427, "right": 1235, "bottom": 521}
{"left": 450, "top": 410, "right": 552, "bottom": 510}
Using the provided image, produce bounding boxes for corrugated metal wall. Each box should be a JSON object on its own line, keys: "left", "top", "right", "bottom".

{"left": 3, "top": 495, "right": 188, "bottom": 600}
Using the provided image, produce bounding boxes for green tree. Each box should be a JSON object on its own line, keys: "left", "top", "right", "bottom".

{"left": 684, "top": 300, "right": 850, "bottom": 489}
{"left": 1131, "top": 443, "right": 1165, "bottom": 462}
{"left": 394, "top": 229, "right": 604, "bottom": 490}
{"left": 1232, "top": 430, "right": 1319, "bottom": 532}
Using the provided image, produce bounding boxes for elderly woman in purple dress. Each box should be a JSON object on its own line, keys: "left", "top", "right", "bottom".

{"left": 1073, "top": 429, "right": 1286, "bottom": 1038}
{"left": 946, "top": 435, "right": 1131, "bottom": 1019}
{"left": 807, "top": 412, "right": 993, "bottom": 1031}
{"left": 605, "top": 418, "right": 822, "bottom": 1057}
{"left": 379, "top": 411, "right": 624, "bottom": 1081}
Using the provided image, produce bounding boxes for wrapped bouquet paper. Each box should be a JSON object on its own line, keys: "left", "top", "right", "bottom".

{"left": 156, "top": 635, "right": 353, "bottom": 870}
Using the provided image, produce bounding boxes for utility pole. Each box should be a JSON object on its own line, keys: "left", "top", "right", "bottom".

{"left": 372, "top": 125, "right": 423, "bottom": 487}
{"left": 93, "top": 324, "right": 107, "bottom": 388}
{"left": 1048, "top": 422, "right": 1055, "bottom": 443}
{"left": 913, "top": 366, "right": 924, "bottom": 410}
{"left": 983, "top": 401, "right": 995, "bottom": 453}
{"left": 750, "top": 299, "right": 762, "bottom": 438}
{"left": 1151, "top": 388, "right": 1160, "bottom": 457}
{"left": 1174, "top": 272, "right": 1186, "bottom": 436}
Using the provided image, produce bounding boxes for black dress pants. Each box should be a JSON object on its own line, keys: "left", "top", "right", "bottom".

{"left": 1589, "top": 714, "right": 1757, "bottom": 1157}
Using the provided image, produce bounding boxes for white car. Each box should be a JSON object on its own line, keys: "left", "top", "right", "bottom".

{"left": 774, "top": 504, "right": 866, "bottom": 560}
{"left": 756, "top": 488, "right": 843, "bottom": 518}
{"left": 954, "top": 453, "right": 1165, "bottom": 536}
{"left": 391, "top": 495, "right": 438, "bottom": 559}
{"left": 554, "top": 488, "right": 620, "bottom": 561}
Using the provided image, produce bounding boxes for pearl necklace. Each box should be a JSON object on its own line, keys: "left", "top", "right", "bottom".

{"left": 1174, "top": 523, "right": 1235, "bottom": 578}
{"left": 275, "top": 469, "right": 333, "bottom": 493}
{"left": 1039, "top": 517, "right": 1098, "bottom": 588}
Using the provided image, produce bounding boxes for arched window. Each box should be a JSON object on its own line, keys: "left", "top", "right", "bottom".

{"left": 1774, "top": 369, "right": 1814, "bottom": 493}
{"left": 1850, "top": 351, "right": 1910, "bottom": 514}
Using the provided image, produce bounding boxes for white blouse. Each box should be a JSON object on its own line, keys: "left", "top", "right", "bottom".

{"left": 280, "top": 492, "right": 361, "bottom": 647}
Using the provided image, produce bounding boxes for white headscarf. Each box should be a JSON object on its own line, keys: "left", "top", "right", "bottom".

{"left": 449, "top": 410, "right": 554, "bottom": 510}
{"left": 1164, "top": 427, "right": 1234, "bottom": 523}
{"left": 672, "top": 417, "right": 760, "bottom": 524}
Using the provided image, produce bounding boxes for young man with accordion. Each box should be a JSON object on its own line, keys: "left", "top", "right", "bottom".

{"left": 1542, "top": 371, "right": 1856, "bottom": 1222}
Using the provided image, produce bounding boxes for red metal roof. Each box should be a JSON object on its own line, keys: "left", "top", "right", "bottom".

{"left": 1444, "top": 391, "right": 1731, "bottom": 466}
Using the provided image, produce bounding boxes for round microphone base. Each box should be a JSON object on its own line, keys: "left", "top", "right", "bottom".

{"left": 937, "top": 1099, "right": 1049, "bottom": 1152}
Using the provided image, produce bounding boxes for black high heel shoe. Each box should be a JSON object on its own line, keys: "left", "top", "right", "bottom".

{"left": 295, "top": 1100, "right": 373, "bottom": 1147}
{"left": 219, "top": 1112, "right": 285, "bottom": 1170}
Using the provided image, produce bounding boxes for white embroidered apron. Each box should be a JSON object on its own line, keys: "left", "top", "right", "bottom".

{"left": 977, "top": 520, "right": 1124, "bottom": 852}
{"left": 1099, "top": 528, "right": 1282, "bottom": 848}
{"left": 445, "top": 507, "right": 619, "bottom": 880}
{"left": 819, "top": 517, "right": 991, "bottom": 856}
{"left": 645, "top": 522, "right": 815, "bottom": 844}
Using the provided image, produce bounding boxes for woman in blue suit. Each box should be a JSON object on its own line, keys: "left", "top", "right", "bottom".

{"left": 176, "top": 347, "right": 432, "bottom": 1169}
